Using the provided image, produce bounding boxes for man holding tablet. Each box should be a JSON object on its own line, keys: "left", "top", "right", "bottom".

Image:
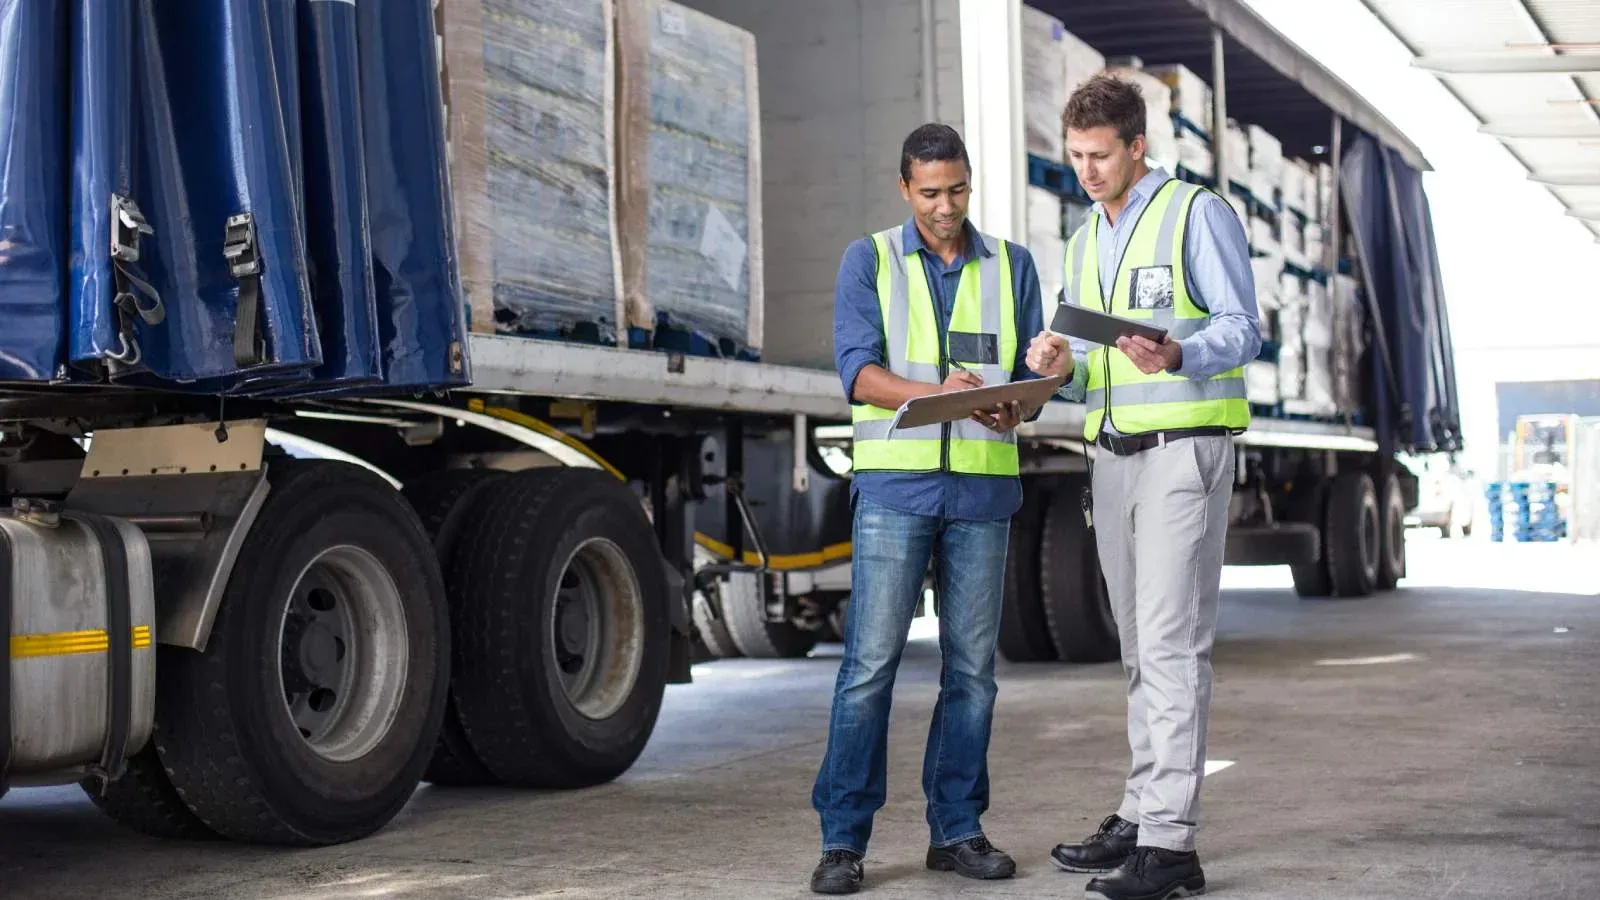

{"left": 1025, "top": 73, "right": 1260, "bottom": 900}
{"left": 809, "top": 122, "right": 1045, "bottom": 894}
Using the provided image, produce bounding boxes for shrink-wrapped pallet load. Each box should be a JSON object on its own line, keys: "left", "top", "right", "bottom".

{"left": 438, "top": 0, "right": 625, "bottom": 340}
{"left": 1022, "top": 6, "right": 1068, "bottom": 163}
{"left": 617, "top": 0, "right": 763, "bottom": 355}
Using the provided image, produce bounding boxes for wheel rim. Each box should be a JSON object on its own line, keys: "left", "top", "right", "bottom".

{"left": 277, "top": 545, "right": 410, "bottom": 763}
{"left": 550, "top": 537, "right": 645, "bottom": 721}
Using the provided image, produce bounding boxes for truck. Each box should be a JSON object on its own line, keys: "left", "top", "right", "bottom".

{"left": 0, "top": 0, "right": 1458, "bottom": 848}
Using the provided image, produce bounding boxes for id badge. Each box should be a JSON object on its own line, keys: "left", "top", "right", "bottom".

{"left": 1130, "top": 265, "right": 1175, "bottom": 311}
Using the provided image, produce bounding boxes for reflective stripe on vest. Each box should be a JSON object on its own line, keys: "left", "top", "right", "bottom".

{"left": 851, "top": 225, "right": 1019, "bottom": 476}
{"left": 1063, "top": 179, "right": 1251, "bottom": 441}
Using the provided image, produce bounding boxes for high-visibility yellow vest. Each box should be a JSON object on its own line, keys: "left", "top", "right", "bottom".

{"left": 1064, "top": 179, "right": 1251, "bottom": 442}
{"left": 850, "top": 225, "right": 1019, "bottom": 476}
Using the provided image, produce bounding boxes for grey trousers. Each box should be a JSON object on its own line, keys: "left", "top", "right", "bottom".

{"left": 1091, "top": 432, "right": 1234, "bottom": 853}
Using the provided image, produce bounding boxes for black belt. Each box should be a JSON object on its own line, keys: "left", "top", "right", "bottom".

{"left": 1095, "top": 426, "right": 1230, "bottom": 457}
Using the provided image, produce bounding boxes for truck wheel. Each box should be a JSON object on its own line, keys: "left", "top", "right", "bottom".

{"left": 1376, "top": 473, "right": 1407, "bottom": 590}
{"left": 999, "top": 483, "right": 1057, "bottom": 662}
{"left": 1288, "top": 479, "right": 1334, "bottom": 598}
{"left": 691, "top": 586, "right": 743, "bottom": 659}
{"left": 84, "top": 744, "right": 218, "bottom": 840}
{"left": 1325, "top": 471, "right": 1380, "bottom": 598}
{"left": 1039, "top": 478, "right": 1119, "bottom": 664}
{"left": 721, "top": 570, "right": 820, "bottom": 659}
{"left": 153, "top": 460, "right": 450, "bottom": 845}
{"left": 402, "top": 469, "right": 510, "bottom": 787}
{"left": 449, "top": 468, "right": 671, "bottom": 788}
{"left": 825, "top": 597, "right": 849, "bottom": 643}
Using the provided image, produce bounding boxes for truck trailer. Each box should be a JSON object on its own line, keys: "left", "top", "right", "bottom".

{"left": 0, "top": 0, "right": 1458, "bottom": 847}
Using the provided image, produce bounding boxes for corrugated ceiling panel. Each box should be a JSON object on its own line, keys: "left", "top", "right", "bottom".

{"left": 1450, "top": 73, "right": 1589, "bottom": 112}
{"left": 1525, "top": 0, "right": 1600, "bottom": 45}
{"left": 1365, "top": 0, "right": 1541, "bottom": 51}
{"left": 1504, "top": 139, "right": 1600, "bottom": 171}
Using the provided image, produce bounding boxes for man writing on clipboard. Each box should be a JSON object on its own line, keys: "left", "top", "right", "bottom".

{"left": 809, "top": 123, "right": 1046, "bottom": 894}
{"left": 1025, "top": 74, "right": 1260, "bottom": 900}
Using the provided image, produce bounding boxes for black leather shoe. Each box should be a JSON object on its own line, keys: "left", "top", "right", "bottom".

{"left": 811, "top": 849, "right": 864, "bottom": 894}
{"left": 1051, "top": 814, "right": 1139, "bottom": 874}
{"left": 926, "top": 835, "right": 1017, "bottom": 880}
{"left": 1085, "top": 846, "right": 1206, "bottom": 900}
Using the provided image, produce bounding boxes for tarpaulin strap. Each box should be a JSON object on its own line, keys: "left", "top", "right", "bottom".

{"left": 107, "top": 195, "right": 160, "bottom": 368}
{"left": 223, "top": 212, "right": 265, "bottom": 367}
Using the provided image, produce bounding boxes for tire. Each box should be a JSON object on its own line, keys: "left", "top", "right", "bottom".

{"left": 825, "top": 597, "right": 849, "bottom": 644}
{"left": 1039, "top": 477, "right": 1118, "bottom": 664}
{"left": 1288, "top": 479, "right": 1334, "bottom": 598}
{"left": 691, "top": 587, "right": 743, "bottom": 659}
{"left": 152, "top": 460, "right": 450, "bottom": 845}
{"left": 721, "top": 570, "right": 820, "bottom": 659}
{"left": 401, "top": 469, "right": 510, "bottom": 787}
{"left": 998, "top": 482, "right": 1057, "bottom": 663}
{"left": 1325, "top": 471, "right": 1380, "bottom": 598}
{"left": 84, "top": 745, "right": 219, "bottom": 840}
{"left": 1376, "top": 473, "right": 1406, "bottom": 590}
{"left": 448, "top": 468, "right": 671, "bottom": 788}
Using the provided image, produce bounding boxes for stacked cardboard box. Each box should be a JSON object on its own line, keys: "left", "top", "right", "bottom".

{"left": 1282, "top": 216, "right": 1307, "bottom": 270}
{"left": 438, "top": 0, "right": 624, "bottom": 339}
{"left": 1247, "top": 124, "right": 1283, "bottom": 204}
{"left": 1223, "top": 119, "right": 1249, "bottom": 185}
{"left": 1276, "top": 273, "right": 1306, "bottom": 401}
{"left": 1023, "top": 6, "right": 1069, "bottom": 163}
{"left": 1332, "top": 274, "right": 1366, "bottom": 415}
{"left": 1304, "top": 222, "right": 1327, "bottom": 271}
{"left": 1027, "top": 187, "right": 1066, "bottom": 312}
{"left": 1148, "top": 63, "right": 1213, "bottom": 135}
{"left": 1108, "top": 65, "right": 1177, "bottom": 171}
{"left": 617, "top": 0, "right": 763, "bottom": 354}
{"left": 1317, "top": 161, "right": 1336, "bottom": 223}
{"left": 1063, "top": 28, "right": 1106, "bottom": 94}
{"left": 1282, "top": 160, "right": 1315, "bottom": 216}
{"left": 1303, "top": 278, "right": 1337, "bottom": 415}
{"left": 1245, "top": 361, "right": 1280, "bottom": 406}
{"left": 1178, "top": 133, "right": 1214, "bottom": 180}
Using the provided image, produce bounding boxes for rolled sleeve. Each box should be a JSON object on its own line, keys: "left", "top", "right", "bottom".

{"left": 833, "top": 238, "right": 886, "bottom": 403}
{"left": 1174, "top": 194, "right": 1262, "bottom": 380}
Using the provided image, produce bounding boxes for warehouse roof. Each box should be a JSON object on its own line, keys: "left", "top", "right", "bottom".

{"left": 1359, "top": 0, "right": 1600, "bottom": 241}
{"left": 1028, "top": 0, "right": 1433, "bottom": 172}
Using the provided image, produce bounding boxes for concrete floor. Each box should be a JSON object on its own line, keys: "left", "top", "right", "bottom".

{"left": 3, "top": 536, "right": 1598, "bottom": 899}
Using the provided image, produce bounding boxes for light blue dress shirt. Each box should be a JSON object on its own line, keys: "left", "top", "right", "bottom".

{"left": 1055, "top": 168, "right": 1261, "bottom": 433}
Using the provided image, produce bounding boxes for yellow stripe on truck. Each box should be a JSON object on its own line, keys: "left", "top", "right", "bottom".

{"left": 464, "top": 401, "right": 855, "bottom": 572}
{"left": 10, "top": 625, "right": 154, "bottom": 659}
{"left": 695, "top": 534, "right": 853, "bottom": 571}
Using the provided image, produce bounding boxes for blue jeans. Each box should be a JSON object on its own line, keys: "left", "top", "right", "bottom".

{"left": 811, "top": 497, "right": 1010, "bottom": 854}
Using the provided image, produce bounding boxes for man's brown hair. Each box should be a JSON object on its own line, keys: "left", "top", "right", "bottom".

{"left": 1063, "top": 73, "right": 1147, "bottom": 144}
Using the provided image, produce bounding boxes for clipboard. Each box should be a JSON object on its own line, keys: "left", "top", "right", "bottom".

{"left": 888, "top": 373, "right": 1067, "bottom": 433}
{"left": 1050, "top": 302, "right": 1168, "bottom": 346}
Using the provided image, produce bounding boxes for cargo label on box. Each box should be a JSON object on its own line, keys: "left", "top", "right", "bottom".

{"left": 700, "top": 202, "right": 746, "bottom": 291}
{"left": 658, "top": 4, "right": 686, "bottom": 36}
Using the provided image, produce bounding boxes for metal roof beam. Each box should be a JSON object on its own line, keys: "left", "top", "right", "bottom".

{"left": 1188, "top": 0, "right": 1431, "bottom": 171}
{"left": 1412, "top": 53, "right": 1600, "bottom": 76}
{"left": 1528, "top": 172, "right": 1600, "bottom": 187}
{"left": 1480, "top": 121, "right": 1600, "bottom": 139}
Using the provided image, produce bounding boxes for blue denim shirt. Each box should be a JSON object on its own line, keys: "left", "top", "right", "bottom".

{"left": 834, "top": 217, "right": 1045, "bottom": 522}
{"left": 1056, "top": 168, "right": 1262, "bottom": 423}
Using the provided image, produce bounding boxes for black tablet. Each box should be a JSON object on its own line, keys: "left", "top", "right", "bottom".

{"left": 1050, "top": 303, "right": 1169, "bottom": 346}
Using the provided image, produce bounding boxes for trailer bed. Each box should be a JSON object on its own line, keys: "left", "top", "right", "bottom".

{"left": 462, "top": 334, "right": 1378, "bottom": 452}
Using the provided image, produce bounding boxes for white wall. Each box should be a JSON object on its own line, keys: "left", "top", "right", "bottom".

{"left": 676, "top": 0, "right": 965, "bottom": 369}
